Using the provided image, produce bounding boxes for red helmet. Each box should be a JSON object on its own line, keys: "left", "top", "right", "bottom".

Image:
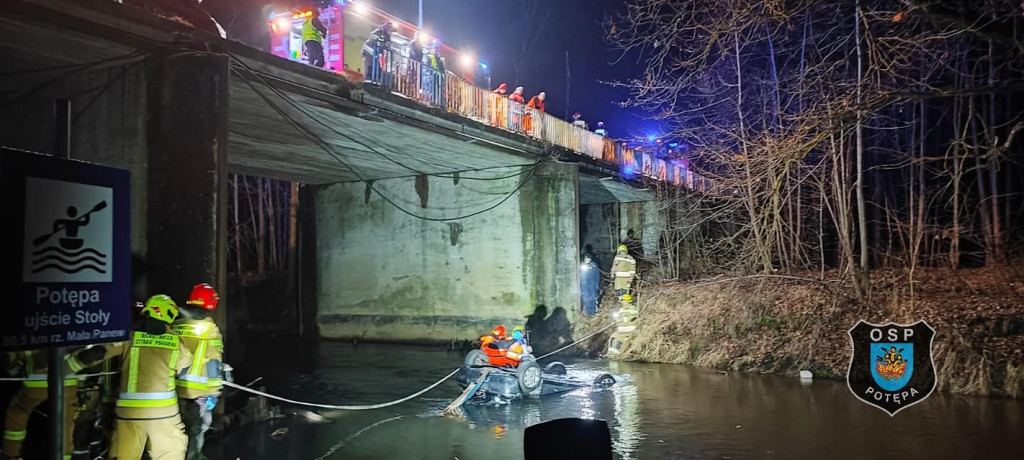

{"left": 186, "top": 283, "right": 219, "bottom": 311}
{"left": 492, "top": 325, "right": 507, "bottom": 338}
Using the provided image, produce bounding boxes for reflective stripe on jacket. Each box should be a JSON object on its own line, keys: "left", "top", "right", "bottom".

{"left": 171, "top": 317, "right": 224, "bottom": 399}
{"left": 114, "top": 331, "right": 193, "bottom": 420}
{"left": 8, "top": 350, "right": 78, "bottom": 388}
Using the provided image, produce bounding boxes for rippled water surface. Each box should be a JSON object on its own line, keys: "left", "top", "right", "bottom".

{"left": 211, "top": 342, "right": 1023, "bottom": 459}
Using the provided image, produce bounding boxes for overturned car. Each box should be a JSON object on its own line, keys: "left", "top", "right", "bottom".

{"left": 455, "top": 346, "right": 616, "bottom": 401}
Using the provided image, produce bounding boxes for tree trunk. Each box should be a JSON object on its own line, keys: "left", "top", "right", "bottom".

{"left": 986, "top": 36, "right": 1003, "bottom": 264}
{"left": 854, "top": 0, "right": 869, "bottom": 270}
{"left": 257, "top": 177, "right": 266, "bottom": 276}
{"left": 267, "top": 180, "right": 278, "bottom": 270}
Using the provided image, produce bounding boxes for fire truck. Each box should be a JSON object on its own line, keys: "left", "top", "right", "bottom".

{"left": 268, "top": 0, "right": 485, "bottom": 85}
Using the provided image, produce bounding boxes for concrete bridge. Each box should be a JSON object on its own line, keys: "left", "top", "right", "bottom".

{"left": 1, "top": 0, "right": 688, "bottom": 344}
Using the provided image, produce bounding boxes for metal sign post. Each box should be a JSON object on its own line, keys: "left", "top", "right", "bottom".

{"left": 46, "top": 99, "right": 72, "bottom": 460}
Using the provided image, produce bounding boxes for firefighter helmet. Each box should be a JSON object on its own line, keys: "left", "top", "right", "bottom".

{"left": 186, "top": 283, "right": 219, "bottom": 311}
{"left": 143, "top": 295, "right": 180, "bottom": 324}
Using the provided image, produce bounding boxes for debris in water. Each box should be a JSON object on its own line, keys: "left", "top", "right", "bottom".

{"left": 735, "top": 425, "right": 742, "bottom": 429}
{"left": 799, "top": 370, "right": 813, "bottom": 380}
{"left": 271, "top": 427, "right": 288, "bottom": 440}
{"left": 293, "top": 409, "right": 330, "bottom": 424}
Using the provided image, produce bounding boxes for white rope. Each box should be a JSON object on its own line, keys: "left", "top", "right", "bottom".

{"left": 0, "top": 371, "right": 117, "bottom": 382}
{"left": 222, "top": 368, "right": 460, "bottom": 411}
{"left": 536, "top": 321, "right": 618, "bottom": 360}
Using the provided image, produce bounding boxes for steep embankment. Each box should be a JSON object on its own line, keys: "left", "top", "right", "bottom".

{"left": 588, "top": 268, "right": 1024, "bottom": 398}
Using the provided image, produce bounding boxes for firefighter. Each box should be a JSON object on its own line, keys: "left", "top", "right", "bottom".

{"left": 571, "top": 112, "right": 588, "bottom": 130}
{"left": 480, "top": 325, "right": 507, "bottom": 347}
{"left": 106, "top": 295, "right": 193, "bottom": 460}
{"left": 524, "top": 91, "right": 546, "bottom": 137}
{"left": 172, "top": 284, "right": 224, "bottom": 460}
{"left": 594, "top": 121, "right": 607, "bottom": 137}
{"left": 362, "top": 21, "right": 394, "bottom": 83}
{"left": 2, "top": 350, "right": 78, "bottom": 460}
{"left": 611, "top": 244, "right": 637, "bottom": 297}
{"left": 302, "top": 8, "right": 327, "bottom": 68}
{"left": 508, "top": 86, "right": 525, "bottom": 132}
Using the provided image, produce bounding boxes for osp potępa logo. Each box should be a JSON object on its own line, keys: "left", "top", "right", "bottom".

{"left": 847, "top": 320, "right": 936, "bottom": 416}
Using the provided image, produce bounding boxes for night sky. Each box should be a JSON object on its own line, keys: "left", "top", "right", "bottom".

{"left": 204, "top": 0, "right": 653, "bottom": 138}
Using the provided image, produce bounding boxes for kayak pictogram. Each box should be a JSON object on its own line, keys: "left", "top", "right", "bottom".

{"left": 30, "top": 201, "right": 108, "bottom": 275}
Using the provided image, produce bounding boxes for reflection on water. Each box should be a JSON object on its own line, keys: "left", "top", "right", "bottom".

{"left": 212, "top": 342, "right": 1023, "bottom": 459}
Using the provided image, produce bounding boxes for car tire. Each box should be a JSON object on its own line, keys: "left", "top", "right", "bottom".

{"left": 543, "top": 362, "right": 567, "bottom": 376}
{"left": 517, "top": 360, "right": 543, "bottom": 393}
{"left": 465, "top": 349, "right": 489, "bottom": 367}
{"left": 593, "top": 373, "right": 616, "bottom": 388}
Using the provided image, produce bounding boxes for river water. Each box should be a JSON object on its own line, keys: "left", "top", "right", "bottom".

{"left": 210, "top": 341, "right": 1023, "bottom": 459}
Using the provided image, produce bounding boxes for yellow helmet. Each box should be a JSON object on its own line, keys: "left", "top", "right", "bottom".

{"left": 512, "top": 325, "right": 525, "bottom": 334}
{"left": 621, "top": 294, "right": 633, "bottom": 302}
{"left": 142, "top": 294, "right": 180, "bottom": 324}
{"left": 617, "top": 244, "right": 628, "bottom": 253}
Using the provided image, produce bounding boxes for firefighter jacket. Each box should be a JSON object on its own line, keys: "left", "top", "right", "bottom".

{"left": 7, "top": 350, "right": 78, "bottom": 388}
{"left": 611, "top": 252, "right": 637, "bottom": 290}
{"left": 526, "top": 95, "right": 545, "bottom": 113}
{"left": 171, "top": 317, "right": 224, "bottom": 399}
{"left": 102, "top": 331, "right": 193, "bottom": 420}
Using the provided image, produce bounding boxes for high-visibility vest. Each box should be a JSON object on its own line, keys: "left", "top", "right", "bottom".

{"left": 13, "top": 350, "right": 78, "bottom": 388}
{"left": 172, "top": 317, "right": 224, "bottom": 398}
{"left": 114, "top": 331, "right": 192, "bottom": 420}
{"left": 302, "top": 18, "right": 324, "bottom": 43}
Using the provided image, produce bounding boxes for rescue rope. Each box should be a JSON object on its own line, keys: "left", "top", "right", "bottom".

{"left": 0, "top": 371, "right": 117, "bottom": 382}
{"left": 536, "top": 321, "right": 618, "bottom": 360}
{"left": 221, "top": 368, "right": 460, "bottom": 411}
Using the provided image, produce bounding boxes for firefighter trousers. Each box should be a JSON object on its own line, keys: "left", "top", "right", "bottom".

{"left": 111, "top": 415, "right": 187, "bottom": 460}
{"left": 2, "top": 384, "right": 76, "bottom": 458}
{"left": 179, "top": 398, "right": 212, "bottom": 460}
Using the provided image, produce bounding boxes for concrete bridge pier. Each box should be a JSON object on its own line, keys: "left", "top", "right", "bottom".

{"left": 145, "top": 51, "right": 231, "bottom": 330}
{"left": 312, "top": 161, "right": 580, "bottom": 343}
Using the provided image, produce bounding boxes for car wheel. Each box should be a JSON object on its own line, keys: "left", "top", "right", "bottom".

{"left": 517, "top": 361, "right": 543, "bottom": 393}
{"left": 465, "top": 349, "right": 489, "bottom": 367}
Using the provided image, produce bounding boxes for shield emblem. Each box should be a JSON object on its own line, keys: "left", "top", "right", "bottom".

{"left": 847, "top": 321, "right": 936, "bottom": 416}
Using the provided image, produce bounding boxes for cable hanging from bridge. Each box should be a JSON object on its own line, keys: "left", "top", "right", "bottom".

{"left": 230, "top": 61, "right": 541, "bottom": 222}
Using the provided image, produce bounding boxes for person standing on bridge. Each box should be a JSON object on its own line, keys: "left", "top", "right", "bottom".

{"left": 594, "top": 121, "right": 608, "bottom": 137}
{"left": 571, "top": 112, "right": 588, "bottom": 130}
{"left": 362, "top": 21, "right": 394, "bottom": 84}
{"left": 302, "top": 8, "right": 327, "bottom": 69}
{"left": 524, "top": 91, "right": 546, "bottom": 138}
{"left": 611, "top": 244, "right": 637, "bottom": 298}
{"left": 490, "top": 83, "right": 508, "bottom": 127}
{"left": 172, "top": 284, "right": 225, "bottom": 460}
{"left": 508, "top": 86, "right": 525, "bottom": 132}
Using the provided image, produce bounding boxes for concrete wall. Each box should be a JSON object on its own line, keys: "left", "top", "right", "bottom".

{"left": 0, "top": 48, "right": 150, "bottom": 294}
{"left": 314, "top": 162, "right": 580, "bottom": 342}
{"left": 580, "top": 203, "right": 618, "bottom": 271}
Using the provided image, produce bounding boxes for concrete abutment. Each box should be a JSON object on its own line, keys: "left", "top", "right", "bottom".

{"left": 313, "top": 162, "right": 581, "bottom": 343}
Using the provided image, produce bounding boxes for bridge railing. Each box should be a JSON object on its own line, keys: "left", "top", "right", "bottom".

{"left": 363, "top": 50, "right": 712, "bottom": 192}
